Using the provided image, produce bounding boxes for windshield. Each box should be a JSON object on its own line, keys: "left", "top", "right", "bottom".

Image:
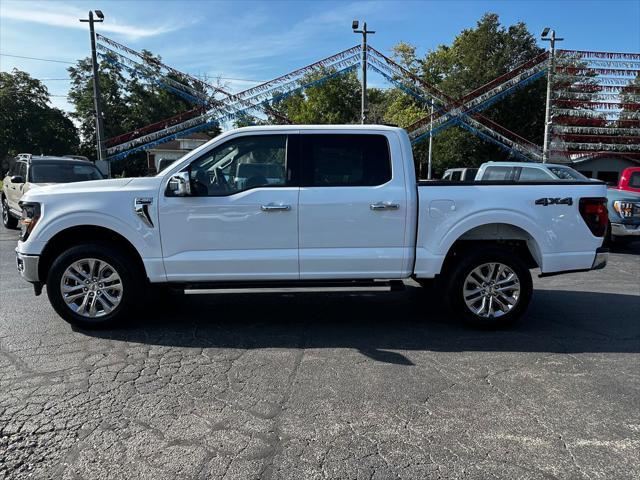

{"left": 30, "top": 163, "right": 104, "bottom": 183}
{"left": 547, "top": 166, "right": 587, "bottom": 181}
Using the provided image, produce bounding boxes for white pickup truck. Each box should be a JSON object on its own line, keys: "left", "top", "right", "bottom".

{"left": 14, "top": 125, "right": 609, "bottom": 328}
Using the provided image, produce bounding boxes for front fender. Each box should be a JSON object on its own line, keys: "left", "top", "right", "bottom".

{"left": 19, "top": 210, "right": 159, "bottom": 259}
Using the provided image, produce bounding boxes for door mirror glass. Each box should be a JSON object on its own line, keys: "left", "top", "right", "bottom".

{"left": 167, "top": 171, "right": 191, "bottom": 196}
{"left": 10, "top": 175, "right": 25, "bottom": 184}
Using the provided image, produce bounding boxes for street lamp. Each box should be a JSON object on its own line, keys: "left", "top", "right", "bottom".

{"left": 541, "top": 27, "right": 563, "bottom": 163}
{"left": 352, "top": 20, "right": 375, "bottom": 124}
{"left": 80, "top": 11, "right": 108, "bottom": 172}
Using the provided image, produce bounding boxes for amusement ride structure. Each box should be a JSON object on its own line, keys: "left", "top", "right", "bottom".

{"left": 93, "top": 33, "right": 639, "bottom": 165}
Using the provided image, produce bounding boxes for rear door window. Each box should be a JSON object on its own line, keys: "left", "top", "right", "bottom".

{"left": 628, "top": 172, "right": 640, "bottom": 188}
{"left": 300, "top": 134, "right": 391, "bottom": 187}
{"left": 482, "top": 166, "right": 514, "bottom": 181}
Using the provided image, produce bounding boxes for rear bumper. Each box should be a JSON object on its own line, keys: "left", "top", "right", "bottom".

{"left": 539, "top": 247, "right": 608, "bottom": 277}
{"left": 16, "top": 250, "right": 40, "bottom": 283}
{"left": 591, "top": 246, "right": 608, "bottom": 271}
{"left": 611, "top": 222, "right": 640, "bottom": 237}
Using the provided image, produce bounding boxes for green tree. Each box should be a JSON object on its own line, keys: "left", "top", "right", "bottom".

{"left": 68, "top": 51, "right": 219, "bottom": 176}
{"left": 401, "top": 13, "right": 547, "bottom": 174}
{"left": 276, "top": 67, "right": 361, "bottom": 124}
{"left": 0, "top": 69, "right": 79, "bottom": 172}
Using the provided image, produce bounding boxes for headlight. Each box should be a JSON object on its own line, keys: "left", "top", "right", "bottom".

{"left": 613, "top": 200, "right": 638, "bottom": 218}
{"left": 19, "top": 201, "right": 41, "bottom": 241}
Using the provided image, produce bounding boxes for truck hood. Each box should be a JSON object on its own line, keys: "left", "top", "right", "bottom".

{"left": 21, "top": 177, "right": 162, "bottom": 202}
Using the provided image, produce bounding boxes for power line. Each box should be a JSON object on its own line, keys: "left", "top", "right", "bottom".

{"left": 2, "top": 53, "right": 268, "bottom": 84}
{"left": 0, "top": 53, "right": 75, "bottom": 64}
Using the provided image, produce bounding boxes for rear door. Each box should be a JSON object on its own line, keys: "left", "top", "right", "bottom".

{"left": 298, "top": 132, "right": 408, "bottom": 279}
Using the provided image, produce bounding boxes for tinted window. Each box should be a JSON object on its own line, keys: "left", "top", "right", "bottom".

{"left": 547, "top": 166, "right": 587, "bottom": 180}
{"left": 482, "top": 166, "right": 513, "bottom": 181}
{"left": 30, "top": 163, "right": 103, "bottom": 183}
{"left": 519, "top": 167, "right": 553, "bottom": 181}
{"left": 462, "top": 168, "right": 478, "bottom": 181}
{"left": 189, "top": 135, "right": 287, "bottom": 196}
{"left": 450, "top": 171, "right": 462, "bottom": 181}
{"left": 628, "top": 172, "right": 640, "bottom": 188}
{"left": 301, "top": 134, "right": 391, "bottom": 187}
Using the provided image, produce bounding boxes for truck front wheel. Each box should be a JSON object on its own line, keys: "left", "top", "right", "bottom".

{"left": 46, "top": 243, "right": 141, "bottom": 328}
{"left": 2, "top": 196, "right": 18, "bottom": 229}
{"left": 444, "top": 247, "right": 533, "bottom": 328}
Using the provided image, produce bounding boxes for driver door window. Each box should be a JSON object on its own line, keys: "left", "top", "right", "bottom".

{"left": 189, "top": 135, "right": 287, "bottom": 196}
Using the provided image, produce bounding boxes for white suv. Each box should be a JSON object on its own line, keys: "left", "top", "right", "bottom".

{"left": 474, "top": 162, "right": 588, "bottom": 182}
{"left": 2, "top": 155, "right": 104, "bottom": 229}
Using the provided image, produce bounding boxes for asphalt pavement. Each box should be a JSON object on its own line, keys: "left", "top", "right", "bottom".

{"left": 1, "top": 225, "right": 639, "bottom": 480}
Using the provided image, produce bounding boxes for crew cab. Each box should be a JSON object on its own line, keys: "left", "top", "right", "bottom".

{"left": 15, "top": 126, "right": 609, "bottom": 328}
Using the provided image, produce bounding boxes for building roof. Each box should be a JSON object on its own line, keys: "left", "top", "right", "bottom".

{"left": 570, "top": 153, "right": 640, "bottom": 165}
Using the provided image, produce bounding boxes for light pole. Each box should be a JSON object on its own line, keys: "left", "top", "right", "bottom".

{"left": 541, "top": 27, "right": 563, "bottom": 163}
{"left": 427, "top": 102, "right": 434, "bottom": 179}
{"left": 80, "top": 10, "right": 107, "bottom": 172}
{"left": 352, "top": 20, "right": 375, "bottom": 124}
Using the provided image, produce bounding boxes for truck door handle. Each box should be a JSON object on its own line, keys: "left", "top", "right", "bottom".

{"left": 370, "top": 202, "right": 400, "bottom": 211}
{"left": 261, "top": 203, "right": 291, "bottom": 212}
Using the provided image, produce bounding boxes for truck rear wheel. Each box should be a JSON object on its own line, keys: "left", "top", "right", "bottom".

{"left": 46, "top": 243, "right": 141, "bottom": 328}
{"left": 444, "top": 247, "right": 532, "bottom": 328}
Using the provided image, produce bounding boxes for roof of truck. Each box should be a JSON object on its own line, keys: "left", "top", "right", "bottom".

{"left": 479, "top": 162, "right": 570, "bottom": 168}
{"left": 233, "top": 124, "right": 405, "bottom": 133}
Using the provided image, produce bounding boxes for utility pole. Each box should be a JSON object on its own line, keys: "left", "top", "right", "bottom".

{"left": 80, "top": 10, "right": 107, "bottom": 173}
{"left": 541, "top": 27, "right": 563, "bottom": 163}
{"left": 352, "top": 20, "right": 375, "bottom": 124}
{"left": 427, "top": 102, "right": 434, "bottom": 179}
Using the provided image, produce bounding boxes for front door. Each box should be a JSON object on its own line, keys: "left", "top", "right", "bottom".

{"left": 158, "top": 133, "right": 299, "bottom": 282}
{"left": 298, "top": 132, "right": 408, "bottom": 279}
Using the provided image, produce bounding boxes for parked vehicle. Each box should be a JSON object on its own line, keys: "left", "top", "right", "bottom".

{"left": 611, "top": 167, "right": 640, "bottom": 194}
{"left": 2, "top": 154, "right": 104, "bottom": 229}
{"left": 15, "top": 126, "right": 609, "bottom": 329}
{"left": 441, "top": 167, "right": 478, "bottom": 181}
{"left": 474, "top": 161, "right": 588, "bottom": 182}
{"left": 606, "top": 187, "right": 640, "bottom": 244}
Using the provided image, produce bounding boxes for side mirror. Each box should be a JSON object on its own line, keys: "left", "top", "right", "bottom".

{"left": 167, "top": 171, "right": 191, "bottom": 196}
{"left": 10, "top": 175, "right": 25, "bottom": 184}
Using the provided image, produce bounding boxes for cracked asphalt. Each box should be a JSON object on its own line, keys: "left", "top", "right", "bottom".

{"left": 1, "top": 225, "right": 639, "bottom": 480}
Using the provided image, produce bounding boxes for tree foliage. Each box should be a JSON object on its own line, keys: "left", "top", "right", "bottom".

{"left": 0, "top": 69, "right": 79, "bottom": 172}
{"left": 67, "top": 51, "right": 220, "bottom": 175}
{"left": 397, "top": 13, "right": 547, "bottom": 175}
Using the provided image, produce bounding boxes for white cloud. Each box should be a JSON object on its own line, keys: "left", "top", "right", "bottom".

{"left": 0, "top": 1, "right": 183, "bottom": 39}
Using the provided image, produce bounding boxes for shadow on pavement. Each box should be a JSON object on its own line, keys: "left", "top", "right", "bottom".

{"left": 610, "top": 239, "right": 640, "bottom": 255}
{"left": 80, "top": 286, "right": 640, "bottom": 364}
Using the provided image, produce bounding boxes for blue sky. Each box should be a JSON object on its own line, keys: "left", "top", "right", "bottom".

{"left": 1, "top": 0, "right": 639, "bottom": 113}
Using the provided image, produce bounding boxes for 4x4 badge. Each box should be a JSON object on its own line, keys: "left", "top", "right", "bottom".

{"left": 535, "top": 197, "right": 573, "bottom": 206}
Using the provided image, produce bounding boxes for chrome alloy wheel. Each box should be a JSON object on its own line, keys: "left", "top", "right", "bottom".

{"left": 2, "top": 198, "right": 8, "bottom": 223}
{"left": 462, "top": 262, "right": 520, "bottom": 318}
{"left": 60, "top": 258, "right": 123, "bottom": 318}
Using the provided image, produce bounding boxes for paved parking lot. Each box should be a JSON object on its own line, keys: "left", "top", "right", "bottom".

{"left": 1, "top": 225, "right": 639, "bottom": 480}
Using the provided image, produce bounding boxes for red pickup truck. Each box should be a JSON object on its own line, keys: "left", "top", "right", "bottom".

{"left": 615, "top": 167, "right": 640, "bottom": 193}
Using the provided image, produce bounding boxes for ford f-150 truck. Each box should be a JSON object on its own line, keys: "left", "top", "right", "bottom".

{"left": 14, "top": 125, "right": 609, "bottom": 328}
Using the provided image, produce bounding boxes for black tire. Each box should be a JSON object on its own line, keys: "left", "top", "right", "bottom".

{"left": 2, "top": 196, "right": 18, "bottom": 229}
{"left": 443, "top": 247, "right": 533, "bottom": 329}
{"left": 46, "top": 243, "right": 141, "bottom": 328}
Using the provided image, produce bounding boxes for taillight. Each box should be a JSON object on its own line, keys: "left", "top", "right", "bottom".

{"left": 579, "top": 197, "right": 608, "bottom": 237}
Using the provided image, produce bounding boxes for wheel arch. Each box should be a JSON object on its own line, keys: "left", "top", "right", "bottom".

{"left": 440, "top": 222, "right": 543, "bottom": 275}
{"left": 38, "top": 225, "right": 147, "bottom": 283}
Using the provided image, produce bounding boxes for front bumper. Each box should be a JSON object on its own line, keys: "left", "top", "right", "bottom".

{"left": 16, "top": 250, "right": 40, "bottom": 282}
{"left": 611, "top": 222, "right": 640, "bottom": 237}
